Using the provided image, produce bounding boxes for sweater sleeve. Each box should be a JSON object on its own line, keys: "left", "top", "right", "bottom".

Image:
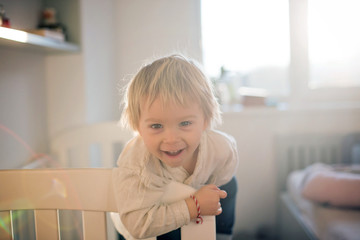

{"left": 112, "top": 166, "right": 190, "bottom": 239}
{"left": 209, "top": 130, "right": 239, "bottom": 187}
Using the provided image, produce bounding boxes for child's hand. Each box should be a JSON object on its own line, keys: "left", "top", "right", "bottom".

{"left": 186, "top": 184, "right": 227, "bottom": 219}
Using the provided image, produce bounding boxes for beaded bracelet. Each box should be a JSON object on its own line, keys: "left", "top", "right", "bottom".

{"left": 190, "top": 195, "right": 203, "bottom": 224}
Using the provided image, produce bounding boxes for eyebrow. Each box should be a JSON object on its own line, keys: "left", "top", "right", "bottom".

{"left": 144, "top": 118, "right": 161, "bottom": 123}
{"left": 144, "top": 115, "right": 198, "bottom": 123}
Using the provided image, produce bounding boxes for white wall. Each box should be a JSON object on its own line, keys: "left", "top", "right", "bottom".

{"left": 81, "top": 0, "right": 118, "bottom": 124}
{"left": 0, "top": 47, "right": 48, "bottom": 169}
{"left": 45, "top": 54, "right": 87, "bottom": 138}
{"left": 114, "top": 0, "right": 203, "bottom": 83}
{"left": 0, "top": 0, "right": 48, "bottom": 169}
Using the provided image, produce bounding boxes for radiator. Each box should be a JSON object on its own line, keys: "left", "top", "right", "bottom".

{"left": 275, "top": 133, "right": 344, "bottom": 192}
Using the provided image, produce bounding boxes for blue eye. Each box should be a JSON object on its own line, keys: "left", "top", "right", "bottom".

{"left": 151, "top": 124, "right": 163, "bottom": 129}
{"left": 180, "top": 121, "right": 192, "bottom": 127}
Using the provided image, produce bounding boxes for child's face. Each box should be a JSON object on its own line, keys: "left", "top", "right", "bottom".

{"left": 138, "top": 97, "right": 208, "bottom": 171}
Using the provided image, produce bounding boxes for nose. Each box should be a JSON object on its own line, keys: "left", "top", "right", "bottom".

{"left": 163, "top": 127, "right": 180, "bottom": 144}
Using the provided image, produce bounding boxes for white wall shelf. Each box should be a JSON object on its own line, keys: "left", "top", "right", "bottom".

{"left": 0, "top": 27, "right": 79, "bottom": 53}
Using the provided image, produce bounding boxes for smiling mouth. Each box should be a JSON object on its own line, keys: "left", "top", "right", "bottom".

{"left": 163, "top": 149, "right": 183, "bottom": 157}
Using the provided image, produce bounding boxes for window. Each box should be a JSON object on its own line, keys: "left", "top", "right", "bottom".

{"left": 201, "top": 0, "right": 360, "bottom": 106}
{"left": 308, "top": 0, "right": 360, "bottom": 89}
{"left": 201, "top": 0, "right": 290, "bottom": 104}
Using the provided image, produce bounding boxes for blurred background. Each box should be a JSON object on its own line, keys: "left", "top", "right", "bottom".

{"left": 1, "top": 0, "right": 360, "bottom": 239}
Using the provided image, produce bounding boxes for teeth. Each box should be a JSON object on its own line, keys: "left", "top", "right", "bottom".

{"left": 166, "top": 150, "right": 181, "bottom": 156}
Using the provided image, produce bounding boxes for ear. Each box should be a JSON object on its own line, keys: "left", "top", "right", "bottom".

{"left": 135, "top": 125, "right": 142, "bottom": 136}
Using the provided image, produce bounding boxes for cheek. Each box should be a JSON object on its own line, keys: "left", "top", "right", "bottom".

{"left": 141, "top": 133, "right": 158, "bottom": 150}
{"left": 188, "top": 130, "right": 204, "bottom": 147}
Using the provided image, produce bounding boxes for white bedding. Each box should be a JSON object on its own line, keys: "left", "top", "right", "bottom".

{"left": 287, "top": 168, "right": 360, "bottom": 240}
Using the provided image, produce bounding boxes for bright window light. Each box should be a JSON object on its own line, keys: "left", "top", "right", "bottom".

{"left": 308, "top": 0, "right": 360, "bottom": 88}
{"left": 201, "top": 0, "right": 290, "bottom": 97}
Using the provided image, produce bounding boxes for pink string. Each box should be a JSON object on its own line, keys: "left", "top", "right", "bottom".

{"left": 190, "top": 195, "right": 203, "bottom": 224}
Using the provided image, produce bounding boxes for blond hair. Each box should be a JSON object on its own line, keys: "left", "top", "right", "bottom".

{"left": 121, "top": 54, "right": 221, "bottom": 130}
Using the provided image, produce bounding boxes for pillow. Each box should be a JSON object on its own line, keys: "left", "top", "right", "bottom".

{"left": 301, "top": 164, "right": 360, "bottom": 208}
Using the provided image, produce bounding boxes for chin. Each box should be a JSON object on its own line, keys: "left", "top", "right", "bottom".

{"left": 164, "top": 159, "right": 183, "bottom": 168}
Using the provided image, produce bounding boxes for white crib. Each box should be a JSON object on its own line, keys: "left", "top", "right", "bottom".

{"left": 50, "top": 121, "right": 134, "bottom": 168}
{"left": 0, "top": 168, "right": 117, "bottom": 240}
{"left": 1, "top": 121, "right": 215, "bottom": 240}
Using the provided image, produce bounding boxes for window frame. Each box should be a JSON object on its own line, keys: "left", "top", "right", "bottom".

{"left": 288, "top": 0, "right": 360, "bottom": 106}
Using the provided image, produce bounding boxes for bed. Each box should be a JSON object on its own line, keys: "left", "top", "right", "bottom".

{"left": 276, "top": 132, "right": 360, "bottom": 240}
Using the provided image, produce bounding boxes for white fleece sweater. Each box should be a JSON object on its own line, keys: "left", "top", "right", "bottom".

{"left": 112, "top": 129, "right": 239, "bottom": 239}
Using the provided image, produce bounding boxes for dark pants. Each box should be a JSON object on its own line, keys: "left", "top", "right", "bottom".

{"left": 157, "top": 177, "right": 238, "bottom": 240}
{"left": 215, "top": 176, "right": 237, "bottom": 235}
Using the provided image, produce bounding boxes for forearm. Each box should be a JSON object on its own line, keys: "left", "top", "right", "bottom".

{"left": 121, "top": 200, "right": 190, "bottom": 239}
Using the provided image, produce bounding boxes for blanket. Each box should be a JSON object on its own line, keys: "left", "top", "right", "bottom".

{"left": 301, "top": 163, "right": 360, "bottom": 208}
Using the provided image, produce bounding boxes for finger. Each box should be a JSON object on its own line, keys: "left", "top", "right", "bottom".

{"left": 219, "top": 190, "right": 227, "bottom": 199}
{"left": 216, "top": 206, "right": 223, "bottom": 215}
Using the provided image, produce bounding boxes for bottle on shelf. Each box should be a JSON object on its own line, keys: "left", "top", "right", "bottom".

{"left": 0, "top": 4, "right": 11, "bottom": 28}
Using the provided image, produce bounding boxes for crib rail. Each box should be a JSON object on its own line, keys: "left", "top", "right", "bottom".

{"left": 0, "top": 168, "right": 116, "bottom": 240}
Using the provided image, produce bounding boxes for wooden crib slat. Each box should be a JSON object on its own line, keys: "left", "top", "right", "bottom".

{"left": 82, "top": 211, "right": 107, "bottom": 240}
{"left": 34, "top": 209, "right": 60, "bottom": 240}
{"left": 0, "top": 211, "right": 13, "bottom": 240}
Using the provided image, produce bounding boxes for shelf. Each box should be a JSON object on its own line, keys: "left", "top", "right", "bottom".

{"left": 0, "top": 27, "right": 79, "bottom": 53}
